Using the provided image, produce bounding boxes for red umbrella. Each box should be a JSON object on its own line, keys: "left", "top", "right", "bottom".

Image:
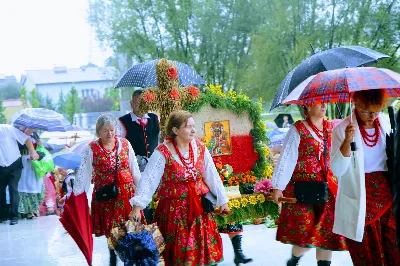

{"left": 59, "top": 192, "right": 93, "bottom": 266}
{"left": 282, "top": 67, "right": 400, "bottom": 106}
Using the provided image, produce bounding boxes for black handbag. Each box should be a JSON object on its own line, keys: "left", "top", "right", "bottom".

{"left": 95, "top": 143, "right": 119, "bottom": 202}
{"left": 201, "top": 195, "right": 215, "bottom": 213}
{"left": 293, "top": 132, "right": 328, "bottom": 204}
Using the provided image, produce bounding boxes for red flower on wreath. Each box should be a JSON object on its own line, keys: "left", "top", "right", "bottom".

{"left": 167, "top": 67, "right": 178, "bottom": 79}
{"left": 188, "top": 86, "right": 200, "bottom": 97}
{"left": 142, "top": 91, "right": 155, "bottom": 103}
{"left": 170, "top": 88, "right": 180, "bottom": 99}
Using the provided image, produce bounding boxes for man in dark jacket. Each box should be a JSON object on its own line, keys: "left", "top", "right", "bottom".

{"left": 118, "top": 90, "right": 160, "bottom": 169}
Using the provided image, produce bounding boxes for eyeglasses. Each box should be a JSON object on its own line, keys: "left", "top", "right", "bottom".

{"left": 357, "top": 108, "right": 382, "bottom": 117}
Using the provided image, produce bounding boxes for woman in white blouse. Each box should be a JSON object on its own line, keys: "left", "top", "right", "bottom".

{"left": 73, "top": 113, "right": 141, "bottom": 266}
{"left": 272, "top": 104, "right": 347, "bottom": 266}
{"left": 331, "top": 89, "right": 399, "bottom": 266}
{"left": 130, "top": 110, "right": 230, "bottom": 266}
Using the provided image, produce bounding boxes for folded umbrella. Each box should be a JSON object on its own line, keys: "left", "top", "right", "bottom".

{"left": 12, "top": 108, "right": 73, "bottom": 132}
{"left": 59, "top": 192, "right": 93, "bottom": 266}
{"left": 108, "top": 220, "right": 165, "bottom": 266}
{"left": 393, "top": 108, "right": 400, "bottom": 249}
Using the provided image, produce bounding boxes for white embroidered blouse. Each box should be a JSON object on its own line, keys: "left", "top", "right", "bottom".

{"left": 73, "top": 138, "right": 141, "bottom": 195}
{"left": 271, "top": 122, "right": 323, "bottom": 191}
{"left": 130, "top": 140, "right": 229, "bottom": 209}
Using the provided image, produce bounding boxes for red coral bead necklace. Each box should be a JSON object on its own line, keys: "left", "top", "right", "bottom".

{"left": 356, "top": 112, "right": 380, "bottom": 147}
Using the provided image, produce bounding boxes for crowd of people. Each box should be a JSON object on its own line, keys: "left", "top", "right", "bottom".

{"left": 2, "top": 88, "right": 399, "bottom": 266}
{"left": 272, "top": 89, "right": 399, "bottom": 266}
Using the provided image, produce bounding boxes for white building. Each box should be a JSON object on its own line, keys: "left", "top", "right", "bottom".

{"left": 21, "top": 66, "right": 119, "bottom": 104}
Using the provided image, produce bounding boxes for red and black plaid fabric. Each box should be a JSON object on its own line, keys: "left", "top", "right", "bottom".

{"left": 283, "top": 67, "right": 400, "bottom": 106}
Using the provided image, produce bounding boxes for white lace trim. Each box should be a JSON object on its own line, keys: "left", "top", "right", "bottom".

{"left": 73, "top": 145, "right": 93, "bottom": 195}
{"left": 130, "top": 150, "right": 165, "bottom": 209}
{"left": 272, "top": 126, "right": 300, "bottom": 191}
{"left": 130, "top": 141, "right": 229, "bottom": 208}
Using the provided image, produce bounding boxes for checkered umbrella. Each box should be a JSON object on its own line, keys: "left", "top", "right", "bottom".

{"left": 282, "top": 67, "right": 400, "bottom": 106}
{"left": 114, "top": 59, "right": 206, "bottom": 88}
{"left": 270, "top": 46, "right": 390, "bottom": 110}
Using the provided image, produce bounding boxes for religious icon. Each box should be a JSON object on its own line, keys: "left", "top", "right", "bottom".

{"left": 204, "top": 120, "right": 232, "bottom": 156}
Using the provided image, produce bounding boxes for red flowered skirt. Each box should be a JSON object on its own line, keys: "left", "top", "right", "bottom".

{"left": 346, "top": 171, "right": 400, "bottom": 266}
{"left": 154, "top": 195, "right": 224, "bottom": 266}
{"left": 277, "top": 172, "right": 347, "bottom": 250}
{"left": 91, "top": 183, "right": 134, "bottom": 237}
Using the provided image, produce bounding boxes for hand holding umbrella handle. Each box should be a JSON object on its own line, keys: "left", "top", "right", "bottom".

{"left": 350, "top": 141, "right": 357, "bottom": 151}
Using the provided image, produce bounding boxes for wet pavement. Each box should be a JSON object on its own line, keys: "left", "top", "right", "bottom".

{"left": 0, "top": 215, "right": 353, "bottom": 266}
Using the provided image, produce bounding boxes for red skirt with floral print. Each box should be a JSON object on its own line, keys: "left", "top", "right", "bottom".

{"left": 346, "top": 171, "right": 400, "bottom": 266}
{"left": 276, "top": 171, "right": 347, "bottom": 250}
{"left": 154, "top": 195, "right": 223, "bottom": 266}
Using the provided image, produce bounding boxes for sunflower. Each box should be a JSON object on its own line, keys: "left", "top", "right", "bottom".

{"left": 241, "top": 197, "right": 249, "bottom": 207}
{"left": 249, "top": 196, "right": 258, "bottom": 205}
{"left": 257, "top": 194, "right": 265, "bottom": 203}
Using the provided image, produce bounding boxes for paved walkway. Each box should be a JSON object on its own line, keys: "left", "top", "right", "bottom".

{"left": 0, "top": 216, "right": 353, "bottom": 266}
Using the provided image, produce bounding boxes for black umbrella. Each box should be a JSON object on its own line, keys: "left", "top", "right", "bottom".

{"left": 274, "top": 113, "right": 294, "bottom": 128}
{"left": 270, "top": 46, "right": 390, "bottom": 110}
{"left": 114, "top": 59, "right": 206, "bottom": 88}
{"left": 392, "top": 106, "right": 400, "bottom": 249}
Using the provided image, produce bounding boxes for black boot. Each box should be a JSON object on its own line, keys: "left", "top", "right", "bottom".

{"left": 287, "top": 255, "right": 302, "bottom": 266}
{"left": 109, "top": 248, "right": 117, "bottom": 266}
{"left": 231, "top": 235, "right": 253, "bottom": 266}
{"left": 317, "top": 261, "right": 331, "bottom": 266}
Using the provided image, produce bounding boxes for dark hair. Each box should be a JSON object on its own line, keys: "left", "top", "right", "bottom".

{"left": 353, "top": 89, "right": 389, "bottom": 112}
{"left": 132, "top": 90, "right": 143, "bottom": 99}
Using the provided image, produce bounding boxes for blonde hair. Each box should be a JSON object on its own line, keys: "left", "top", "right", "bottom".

{"left": 165, "top": 110, "right": 193, "bottom": 137}
{"left": 353, "top": 89, "right": 390, "bottom": 112}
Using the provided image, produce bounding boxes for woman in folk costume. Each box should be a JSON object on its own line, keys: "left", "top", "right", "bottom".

{"left": 331, "top": 89, "right": 399, "bottom": 266}
{"left": 130, "top": 110, "right": 230, "bottom": 266}
{"left": 17, "top": 127, "right": 45, "bottom": 219}
{"left": 73, "top": 114, "right": 141, "bottom": 266}
{"left": 272, "top": 103, "right": 347, "bottom": 266}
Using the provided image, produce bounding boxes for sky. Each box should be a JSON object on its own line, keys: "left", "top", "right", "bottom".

{"left": 0, "top": 0, "right": 112, "bottom": 80}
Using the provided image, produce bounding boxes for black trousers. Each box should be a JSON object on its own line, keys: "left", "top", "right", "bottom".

{"left": 0, "top": 158, "right": 23, "bottom": 219}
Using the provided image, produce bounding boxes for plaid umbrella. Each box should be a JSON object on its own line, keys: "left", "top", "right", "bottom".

{"left": 114, "top": 59, "right": 205, "bottom": 88}
{"left": 270, "top": 46, "right": 389, "bottom": 110}
{"left": 12, "top": 108, "right": 73, "bottom": 132}
{"left": 282, "top": 67, "right": 400, "bottom": 106}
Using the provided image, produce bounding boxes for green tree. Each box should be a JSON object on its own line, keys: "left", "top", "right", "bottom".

{"left": 0, "top": 99, "right": 6, "bottom": 124}
{"left": 105, "top": 88, "right": 121, "bottom": 111}
{"left": 89, "top": 0, "right": 400, "bottom": 117}
{"left": 20, "top": 86, "right": 28, "bottom": 107}
{"left": 65, "top": 87, "right": 81, "bottom": 123}
{"left": 44, "top": 94, "right": 55, "bottom": 110}
{"left": 57, "top": 91, "right": 67, "bottom": 113}
{"left": 0, "top": 82, "right": 20, "bottom": 100}
{"left": 29, "top": 88, "right": 40, "bottom": 108}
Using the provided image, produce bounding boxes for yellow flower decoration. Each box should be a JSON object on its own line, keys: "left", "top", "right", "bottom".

{"left": 241, "top": 197, "right": 249, "bottom": 207}
{"left": 231, "top": 199, "right": 241, "bottom": 209}
{"left": 228, "top": 201, "right": 233, "bottom": 209}
{"left": 257, "top": 194, "right": 265, "bottom": 203}
{"left": 206, "top": 84, "right": 226, "bottom": 97}
{"left": 249, "top": 196, "right": 258, "bottom": 205}
{"left": 227, "top": 90, "right": 237, "bottom": 101}
{"left": 263, "top": 165, "right": 274, "bottom": 178}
